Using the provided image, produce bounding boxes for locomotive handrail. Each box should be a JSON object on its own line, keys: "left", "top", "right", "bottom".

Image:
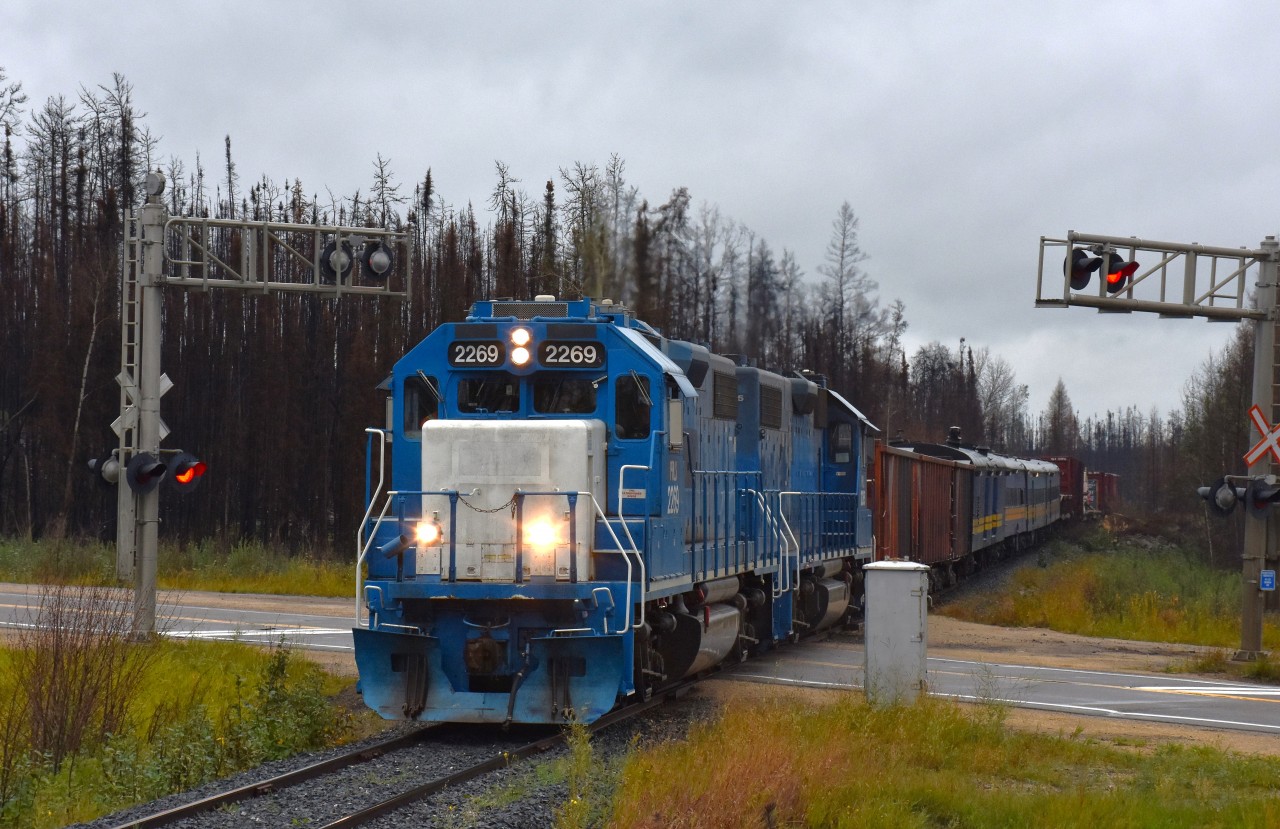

{"left": 778, "top": 492, "right": 810, "bottom": 598}
{"left": 745, "top": 488, "right": 796, "bottom": 599}
{"left": 356, "top": 490, "right": 401, "bottom": 627}
{"left": 689, "top": 468, "right": 761, "bottom": 580}
{"left": 355, "top": 427, "right": 389, "bottom": 625}
{"left": 780, "top": 490, "right": 860, "bottom": 562}
{"left": 616, "top": 465, "right": 650, "bottom": 629}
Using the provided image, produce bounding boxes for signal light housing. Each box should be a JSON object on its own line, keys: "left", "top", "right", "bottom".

{"left": 1248, "top": 477, "right": 1280, "bottom": 518}
{"left": 1198, "top": 477, "right": 1246, "bottom": 516}
{"left": 87, "top": 452, "right": 121, "bottom": 486}
{"left": 1065, "top": 249, "right": 1102, "bottom": 291}
{"left": 360, "top": 241, "right": 394, "bottom": 282}
{"left": 1102, "top": 251, "right": 1139, "bottom": 294}
{"left": 126, "top": 452, "right": 167, "bottom": 494}
{"left": 320, "top": 239, "right": 355, "bottom": 283}
{"left": 167, "top": 452, "right": 207, "bottom": 494}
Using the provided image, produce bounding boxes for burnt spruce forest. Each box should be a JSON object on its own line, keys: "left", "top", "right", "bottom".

{"left": 0, "top": 71, "right": 1257, "bottom": 559}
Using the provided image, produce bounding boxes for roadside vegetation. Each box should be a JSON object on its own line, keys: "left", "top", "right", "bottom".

{"left": 604, "top": 695, "right": 1280, "bottom": 828}
{"left": 942, "top": 523, "right": 1280, "bottom": 679}
{"left": 0, "top": 583, "right": 370, "bottom": 828}
{"left": 0, "top": 536, "right": 350, "bottom": 597}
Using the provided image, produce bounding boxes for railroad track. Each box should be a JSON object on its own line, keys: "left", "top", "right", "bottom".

{"left": 110, "top": 682, "right": 687, "bottom": 828}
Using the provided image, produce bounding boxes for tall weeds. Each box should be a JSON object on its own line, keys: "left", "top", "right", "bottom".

{"left": 14, "top": 583, "right": 160, "bottom": 771}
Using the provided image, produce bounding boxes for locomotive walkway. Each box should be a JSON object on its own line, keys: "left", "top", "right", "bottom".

{"left": 1, "top": 584, "right": 1276, "bottom": 739}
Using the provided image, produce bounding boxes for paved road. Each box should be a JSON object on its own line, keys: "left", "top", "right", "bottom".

{"left": 3, "top": 584, "right": 1278, "bottom": 736}
{"left": 0, "top": 583, "right": 356, "bottom": 652}
{"left": 727, "top": 637, "right": 1280, "bottom": 736}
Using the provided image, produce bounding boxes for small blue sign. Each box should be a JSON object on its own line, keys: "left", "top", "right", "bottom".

{"left": 1262, "top": 570, "right": 1276, "bottom": 592}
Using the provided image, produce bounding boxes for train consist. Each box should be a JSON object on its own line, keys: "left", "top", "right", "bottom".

{"left": 876, "top": 431, "right": 1061, "bottom": 591}
{"left": 352, "top": 297, "right": 1079, "bottom": 725}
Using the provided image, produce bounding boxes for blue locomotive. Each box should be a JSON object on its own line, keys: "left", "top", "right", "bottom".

{"left": 353, "top": 296, "right": 877, "bottom": 725}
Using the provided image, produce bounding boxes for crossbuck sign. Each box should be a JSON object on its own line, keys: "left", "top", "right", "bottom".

{"left": 1245, "top": 405, "right": 1280, "bottom": 467}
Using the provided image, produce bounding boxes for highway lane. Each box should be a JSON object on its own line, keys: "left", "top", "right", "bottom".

{"left": 2, "top": 584, "right": 1278, "bottom": 736}
{"left": 0, "top": 584, "right": 357, "bottom": 652}
{"left": 727, "top": 638, "right": 1280, "bottom": 736}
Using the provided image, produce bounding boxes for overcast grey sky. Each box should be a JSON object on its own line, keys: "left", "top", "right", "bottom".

{"left": 5, "top": 1, "right": 1277, "bottom": 423}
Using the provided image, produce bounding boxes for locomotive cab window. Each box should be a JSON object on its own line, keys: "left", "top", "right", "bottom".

{"left": 830, "top": 422, "right": 852, "bottom": 463}
{"left": 533, "top": 377, "right": 597, "bottom": 414}
{"left": 615, "top": 374, "right": 651, "bottom": 439}
{"left": 403, "top": 374, "right": 440, "bottom": 437}
{"left": 458, "top": 374, "right": 520, "bottom": 414}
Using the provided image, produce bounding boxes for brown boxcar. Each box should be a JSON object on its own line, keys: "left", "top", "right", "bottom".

{"left": 875, "top": 442, "right": 970, "bottom": 565}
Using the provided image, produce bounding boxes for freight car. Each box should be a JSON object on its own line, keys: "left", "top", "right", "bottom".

{"left": 1041, "top": 455, "right": 1085, "bottom": 521}
{"left": 1086, "top": 471, "right": 1121, "bottom": 517}
{"left": 875, "top": 428, "right": 1062, "bottom": 589}
{"left": 353, "top": 296, "right": 878, "bottom": 725}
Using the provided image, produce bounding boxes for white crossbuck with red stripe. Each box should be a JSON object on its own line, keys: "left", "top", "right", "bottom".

{"left": 1245, "top": 405, "right": 1280, "bottom": 466}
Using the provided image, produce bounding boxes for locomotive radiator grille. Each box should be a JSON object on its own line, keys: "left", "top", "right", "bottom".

{"left": 492, "top": 301, "right": 569, "bottom": 319}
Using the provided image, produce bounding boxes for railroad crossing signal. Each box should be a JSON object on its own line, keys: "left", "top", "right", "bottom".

{"left": 167, "top": 452, "right": 207, "bottom": 494}
{"left": 1066, "top": 249, "right": 1102, "bottom": 291}
{"left": 320, "top": 239, "right": 355, "bottom": 283}
{"left": 1061, "top": 247, "right": 1140, "bottom": 294}
{"left": 110, "top": 170, "right": 411, "bottom": 636}
{"left": 87, "top": 452, "right": 121, "bottom": 486}
{"left": 1101, "top": 250, "right": 1140, "bottom": 294}
{"left": 361, "top": 241, "right": 395, "bottom": 282}
{"left": 1198, "top": 477, "right": 1246, "bottom": 516}
{"left": 126, "top": 452, "right": 167, "bottom": 493}
{"left": 1248, "top": 477, "right": 1280, "bottom": 516}
{"left": 1041, "top": 231, "right": 1280, "bottom": 661}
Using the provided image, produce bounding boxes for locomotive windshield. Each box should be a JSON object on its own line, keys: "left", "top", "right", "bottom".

{"left": 457, "top": 374, "right": 520, "bottom": 413}
{"left": 533, "top": 377, "right": 597, "bottom": 414}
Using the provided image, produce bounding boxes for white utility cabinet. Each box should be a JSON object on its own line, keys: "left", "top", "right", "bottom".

{"left": 862, "top": 560, "right": 930, "bottom": 705}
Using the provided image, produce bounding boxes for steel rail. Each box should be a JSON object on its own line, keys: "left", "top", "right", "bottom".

{"left": 108, "top": 727, "right": 434, "bottom": 829}
{"left": 316, "top": 681, "right": 690, "bottom": 828}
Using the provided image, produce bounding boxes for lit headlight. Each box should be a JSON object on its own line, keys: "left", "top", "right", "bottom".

{"left": 415, "top": 520, "right": 442, "bottom": 546}
{"left": 525, "top": 517, "right": 559, "bottom": 553}
{"left": 511, "top": 346, "right": 531, "bottom": 366}
{"left": 510, "top": 327, "right": 532, "bottom": 347}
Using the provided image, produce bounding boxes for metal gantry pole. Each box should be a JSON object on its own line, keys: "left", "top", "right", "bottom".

{"left": 1239, "top": 234, "right": 1279, "bottom": 660}
{"left": 132, "top": 190, "right": 167, "bottom": 636}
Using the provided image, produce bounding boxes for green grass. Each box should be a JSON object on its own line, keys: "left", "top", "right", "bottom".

{"left": 0, "top": 637, "right": 367, "bottom": 828}
{"left": 0, "top": 537, "right": 352, "bottom": 597}
{"left": 942, "top": 529, "right": 1280, "bottom": 651}
{"left": 606, "top": 696, "right": 1280, "bottom": 828}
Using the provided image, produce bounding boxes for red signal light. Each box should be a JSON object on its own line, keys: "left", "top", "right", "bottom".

{"left": 175, "top": 461, "right": 206, "bottom": 484}
{"left": 1103, "top": 253, "right": 1139, "bottom": 294}
{"left": 167, "top": 452, "right": 207, "bottom": 493}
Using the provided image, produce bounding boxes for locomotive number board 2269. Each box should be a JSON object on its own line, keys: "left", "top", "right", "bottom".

{"left": 538, "top": 341, "right": 605, "bottom": 367}
{"left": 448, "top": 341, "right": 506, "bottom": 366}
